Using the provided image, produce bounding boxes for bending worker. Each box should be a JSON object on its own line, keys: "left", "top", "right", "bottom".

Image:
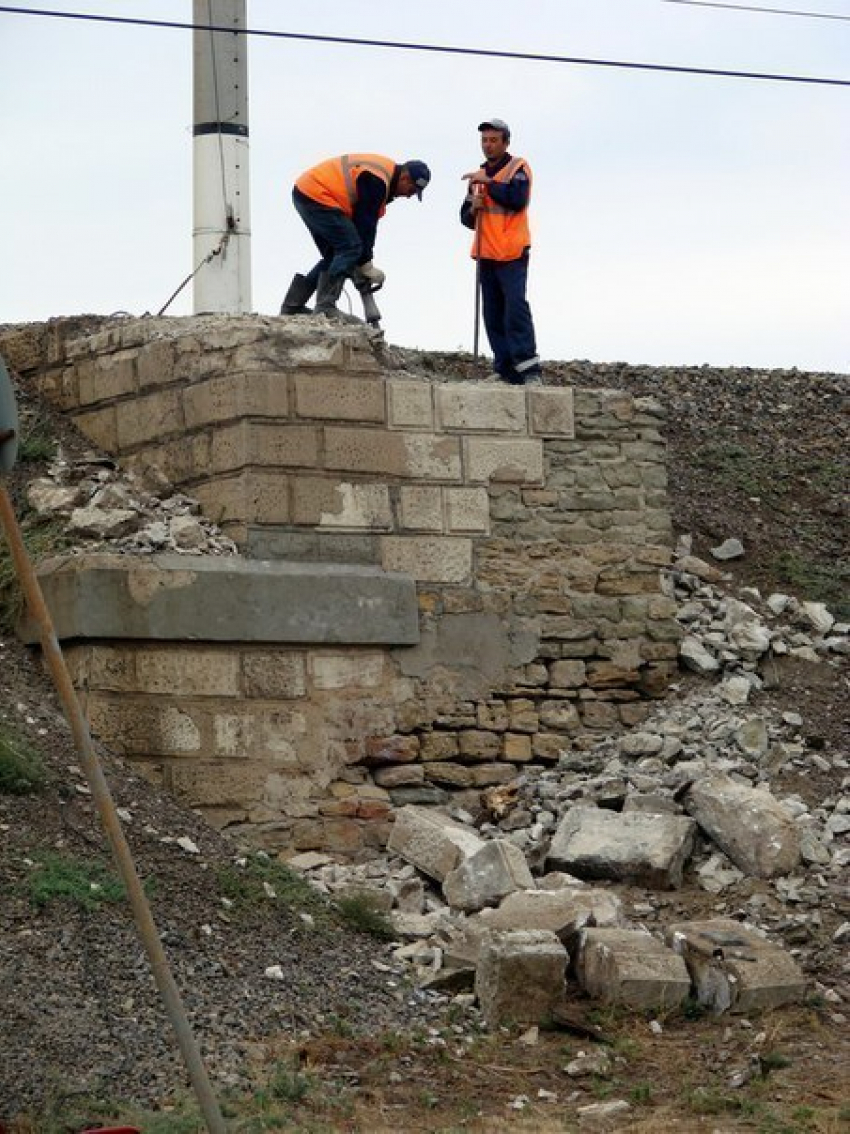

{"left": 461, "top": 118, "right": 542, "bottom": 385}
{"left": 281, "top": 154, "right": 431, "bottom": 320}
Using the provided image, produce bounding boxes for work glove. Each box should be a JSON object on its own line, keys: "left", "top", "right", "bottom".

{"left": 357, "top": 261, "right": 385, "bottom": 291}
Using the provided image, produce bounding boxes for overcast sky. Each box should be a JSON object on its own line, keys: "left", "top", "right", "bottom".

{"left": 1, "top": 0, "right": 848, "bottom": 372}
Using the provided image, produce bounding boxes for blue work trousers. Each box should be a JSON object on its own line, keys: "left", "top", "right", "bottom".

{"left": 293, "top": 188, "right": 362, "bottom": 288}
{"left": 479, "top": 254, "right": 540, "bottom": 382}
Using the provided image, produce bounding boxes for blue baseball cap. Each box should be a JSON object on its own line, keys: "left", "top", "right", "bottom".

{"left": 402, "top": 159, "right": 431, "bottom": 199}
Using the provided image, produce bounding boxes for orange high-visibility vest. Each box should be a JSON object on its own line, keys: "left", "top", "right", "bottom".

{"left": 471, "top": 156, "right": 532, "bottom": 261}
{"left": 296, "top": 154, "right": 396, "bottom": 218}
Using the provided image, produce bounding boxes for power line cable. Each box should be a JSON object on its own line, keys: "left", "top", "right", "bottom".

{"left": 1, "top": 4, "right": 849, "bottom": 87}
{"left": 662, "top": 1, "right": 850, "bottom": 21}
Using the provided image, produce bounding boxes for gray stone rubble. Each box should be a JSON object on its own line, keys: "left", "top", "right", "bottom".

{"left": 287, "top": 546, "right": 848, "bottom": 1026}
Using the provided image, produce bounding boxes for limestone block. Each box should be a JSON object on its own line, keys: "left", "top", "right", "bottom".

{"left": 547, "top": 806, "right": 696, "bottom": 889}
{"left": 242, "top": 652, "right": 307, "bottom": 699}
{"left": 476, "top": 885, "right": 622, "bottom": 947}
{"left": 402, "top": 433, "right": 464, "bottom": 480}
{"left": 292, "top": 477, "right": 392, "bottom": 530}
{"left": 503, "top": 733, "right": 533, "bottom": 762}
{"left": 387, "top": 378, "right": 434, "bottom": 428}
{"left": 381, "top": 536, "right": 472, "bottom": 584}
{"left": 166, "top": 760, "right": 267, "bottom": 807}
{"left": 458, "top": 730, "right": 502, "bottom": 761}
{"left": 372, "top": 763, "right": 425, "bottom": 789}
{"left": 310, "top": 652, "right": 386, "bottom": 690}
{"left": 475, "top": 930, "right": 568, "bottom": 1027}
{"left": 528, "top": 387, "right": 575, "bottom": 438}
{"left": 135, "top": 339, "right": 176, "bottom": 390}
{"left": 293, "top": 372, "right": 386, "bottom": 422}
{"left": 398, "top": 485, "right": 444, "bottom": 532}
{"left": 77, "top": 352, "right": 136, "bottom": 406}
{"left": 466, "top": 762, "right": 519, "bottom": 787}
{"left": 435, "top": 384, "right": 526, "bottom": 433}
{"left": 442, "top": 485, "right": 489, "bottom": 534}
{"left": 86, "top": 694, "right": 202, "bottom": 756}
{"left": 576, "top": 928, "right": 691, "bottom": 1010}
{"left": 422, "top": 761, "right": 473, "bottom": 787}
{"left": 538, "top": 700, "right": 581, "bottom": 731}
{"left": 685, "top": 773, "right": 801, "bottom": 879}
{"left": 665, "top": 919, "right": 807, "bottom": 1014}
{"left": 419, "top": 732, "right": 460, "bottom": 761}
{"left": 133, "top": 647, "right": 241, "bottom": 697}
{"left": 387, "top": 804, "right": 486, "bottom": 882}
{"left": 183, "top": 371, "right": 290, "bottom": 428}
{"left": 73, "top": 405, "right": 118, "bottom": 452}
{"left": 250, "top": 423, "right": 321, "bottom": 468}
{"left": 443, "top": 840, "right": 535, "bottom": 913}
{"left": 115, "top": 388, "right": 182, "bottom": 449}
{"left": 549, "top": 659, "right": 587, "bottom": 688}
{"left": 464, "top": 437, "right": 544, "bottom": 484}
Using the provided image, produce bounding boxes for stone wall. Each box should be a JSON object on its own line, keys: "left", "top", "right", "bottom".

{"left": 7, "top": 316, "right": 680, "bottom": 853}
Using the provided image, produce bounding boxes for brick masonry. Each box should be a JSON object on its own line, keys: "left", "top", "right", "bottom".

{"left": 6, "top": 316, "right": 681, "bottom": 854}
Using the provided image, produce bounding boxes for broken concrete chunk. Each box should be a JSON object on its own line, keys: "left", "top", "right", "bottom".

{"left": 387, "top": 804, "right": 485, "bottom": 882}
{"left": 475, "top": 929, "right": 568, "bottom": 1027}
{"left": 665, "top": 918, "right": 807, "bottom": 1014}
{"left": 685, "top": 773, "right": 801, "bottom": 879}
{"left": 546, "top": 806, "right": 696, "bottom": 889}
{"left": 576, "top": 927, "right": 691, "bottom": 1011}
{"left": 442, "top": 839, "right": 534, "bottom": 913}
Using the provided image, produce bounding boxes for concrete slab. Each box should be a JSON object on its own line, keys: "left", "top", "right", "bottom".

{"left": 19, "top": 552, "right": 419, "bottom": 645}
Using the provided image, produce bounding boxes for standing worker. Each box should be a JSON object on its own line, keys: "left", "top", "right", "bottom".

{"left": 281, "top": 154, "right": 431, "bottom": 320}
{"left": 461, "top": 119, "right": 542, "bottom": 385}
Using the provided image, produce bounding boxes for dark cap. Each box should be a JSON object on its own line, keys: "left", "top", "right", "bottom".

{"left": 401, "top": 159, "right": 431, "bottom": 200}
{"left": 478, "top": 118, "right": 511, "bottom": 140}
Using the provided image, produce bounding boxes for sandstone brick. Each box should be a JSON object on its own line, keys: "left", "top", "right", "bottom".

{"left": 539, "top": 700, "right": 581, "bottom": 731}
{"left": 476, "top": 701, "right": 509, "bottom": 731}
{"left": 549, "top": 659, "right": 587, "bottom": 688}
{"left": 464, "top": 437, "right": 544, "bottom": 484}
{"left": 387, "top": 379, "right": 434, "bottom": 428}
{"left": 372, "top": 764, "right": 425, "bottom": 788}
{"left": 242, "top": 652, "right": 307, "bottom": 699}
{"left": 419, "top": 732, "right": 460, "bottom": 761}
{"left": 136, "top": 339, "right": 176, "bottom": 389}
{"left": 381, "top": 536, "right": 472, "bottom": 583}
{"left": 507, "top": 700, "right": 539, "bottom": 733}
{"left": 134, "top": 648, "right": 241, "bottom": 696}
{"left": 422, "top": 761, "right": 474, "bottom": 787}
{"left": 250, "top": 423, "right": 321, "bottom": 468}
{"left": 398, "top": 485, "right": 444, "bottom": 532}
{"left": 458, "top": 730, "right": 502, "bottom": 761}
{"left": 528, "top": 387, "right": 575, "bottom": 437}
{"left": 580, "top": 702, "right": 620, "bottom": 729}
{"left": 435, "top": 385, "right": 526, "bottom": 433}
{"left": 310, "top": 652, "right": 386, "bottom": 690}
{"left": 183, "top": 371, "right": 290, "bottom": 427}
{"left": 466, "top": 762, "right": 518, "bottom": 787}
{"left": 294, "top": 372, "right": 386, "bottom": 422}
{"left": 166, "top": 760, "right": 267, "bottom": 807}
{"left": 77, "top": 352, "right": 136, "bottom": 406}
{"left": 73, "top": 405, "right": 118, "bottom": 452}
{"left": 292, "top": 477, "right": 392, "bottom": 530}
{"left": 503, "top": 733, "right": 533, "bottom": 762}
{"left": 364, "top": 734, "right": 421, "bottom": 764}
{"left": 445, "top": 486, "right": 490, "bottom": 534}
{"left": 116, "top": 388, "right": 182, "bottom": 449}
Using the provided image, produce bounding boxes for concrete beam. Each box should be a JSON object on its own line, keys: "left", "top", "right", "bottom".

{"left": 19, "top": 553, "right": 419, "bottom": 646}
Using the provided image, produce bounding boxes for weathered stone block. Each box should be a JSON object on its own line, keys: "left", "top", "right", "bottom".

{"left": 476, "top": 885, "right": 622, "bottom": 948}
{"left": 443, "top": 840, "right": 534, "bottom": 913}
{"left": 435, "top": 385, "right": 526, "bottom": 433}
{"left": 685, "top": 773, "right": 801, "bottom": 879}
{"left": 398, "top": 485, "right": 444, "bottom": 532}
{"left": 547, "top": 806, "right": 696, "bottom": 889}
{"left": 387, "top": 804, "right": 486, "bottom": 882}
{"left": 242, "top": 652, "right": 307, "bottom": 699}
{"left": 528, "top": 387, "right": 575, "bottom": 437}
{"left": 464, "top": 437, "right": 544, "bottom": 483}
{"left": 666, "top": 919, "right": 807, "bottom": 1014}
{"left": 116, "top": 389, "right": 182, "bottom": 449}
{"left": 292, "top": 477, "right": 392, "bottom": 530}
{"left": 134, "top": 647, "right": 241, "bottom": 696}
{"left": 475, "top": 930, "right": 568, "bottom": 1026}
{"left": 381, "top": 536, "right": 472, "bottom": 583}
{"left": 293, "top": 372, "right": 386, "bottom": 422}
{"left": 576, "top": 928, "right": 691, "bottom": 1010}
{"left": 445, "top": 487, "right": 490, "bottom": 534}
{"left": 387, "top": 378, "right": 433, "bottom": 428}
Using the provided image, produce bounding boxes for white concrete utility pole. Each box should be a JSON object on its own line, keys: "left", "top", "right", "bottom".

{"left": 192, "top": 0, "right": 252, "bottom": 313}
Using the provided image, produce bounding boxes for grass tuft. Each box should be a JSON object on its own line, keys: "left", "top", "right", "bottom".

{"left": 0, "top": 722, "right": 46, "bottom": 794}
{"left": 25, "top": 852, "right": 127, "bottom": 911}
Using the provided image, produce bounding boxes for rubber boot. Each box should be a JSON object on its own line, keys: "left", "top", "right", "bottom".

{"left": 312, "top": 272, "right": 347, "bottom": 320}
{"left": 279, "top": 272, "right": 315, "bottom": 315}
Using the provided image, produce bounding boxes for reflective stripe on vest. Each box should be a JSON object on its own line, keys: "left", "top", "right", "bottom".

{"left": 471, "top": 156, "right": 532, "bottom": 262}
{"left": 296, "top": 154, "right": 395, "bottom": 218}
